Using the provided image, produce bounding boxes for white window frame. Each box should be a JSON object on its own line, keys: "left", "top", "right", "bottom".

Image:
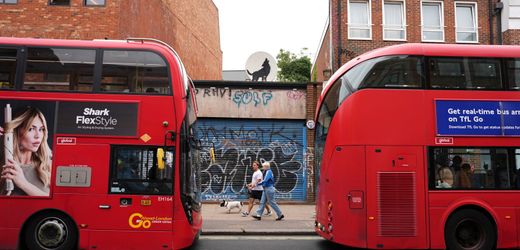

{"left": 421, "top": 0, "right": 445, "bottom": 42}
{"left": 85, "top": 0, "right": 106, "bottom": 6}
{"left": 383, "top": 0, "right": 407, "bottom": 41}
{"left": 455, "top": 2, "right": 479, "bottom": 43}
{"left": 348, "top": 0, "right": 372, "bottom": 40}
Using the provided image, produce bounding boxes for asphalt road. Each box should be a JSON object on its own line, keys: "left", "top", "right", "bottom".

{"left": 184, "top": 236, "right": 358, "bottom": 250}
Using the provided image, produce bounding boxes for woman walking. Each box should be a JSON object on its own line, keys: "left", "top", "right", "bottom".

{"left": 252, "top": 161, "right": 284, "bottom": 221}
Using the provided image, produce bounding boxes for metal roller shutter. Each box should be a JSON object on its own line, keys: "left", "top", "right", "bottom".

{"left": 196, "top": 118, "right": 307, "bottom": 202}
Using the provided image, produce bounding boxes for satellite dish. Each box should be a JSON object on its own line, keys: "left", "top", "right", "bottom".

{"left": 245, "top": 51, "right": 277, "bottom": 81}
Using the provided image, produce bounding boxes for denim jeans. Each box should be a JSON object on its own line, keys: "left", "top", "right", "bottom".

{"left": 256, "top": 186, "right": 282, "bottom": 217}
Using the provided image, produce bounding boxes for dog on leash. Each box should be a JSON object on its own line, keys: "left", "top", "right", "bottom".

{"left": 219, "top": 200, "right": 243, "bottom": 213}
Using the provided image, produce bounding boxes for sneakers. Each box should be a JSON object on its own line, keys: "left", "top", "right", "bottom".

{"left": 241, "top": 211, "right": 249, "bottom": 217}
{"left": 265, "top": 211, "right": 273, "bottom": 216}
{"left": 252, "top": 214, "right": 262, "bottom": 220}
{"left": 275, "top": 214, "right": 285, "bottom": 221}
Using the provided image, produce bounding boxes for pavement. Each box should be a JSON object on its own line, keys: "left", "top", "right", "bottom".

{"left": 201, "top": 202, "right": 316, "bottom": 235}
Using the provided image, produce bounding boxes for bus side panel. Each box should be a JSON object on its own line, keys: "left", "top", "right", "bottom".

{"left": 172, "top": 212, "right": 201, "bottom": 250}
{"left": 0, "top": 198, "right": 16, "bottom": 249}
{"left": 324, "top": 145, "right": 366, "bottom": 247}
{"left": 366, "top": 146, "right": 428, "bottom": 249}
{"left": 88, "top": 230, "right": 175, "bottom": 249}
{"left": 0, "top": 229, "right": 17, "bottom": 250}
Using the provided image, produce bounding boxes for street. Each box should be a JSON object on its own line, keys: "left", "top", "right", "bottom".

{"left": 184, "top": 236, "right": 357, "bottom": 250}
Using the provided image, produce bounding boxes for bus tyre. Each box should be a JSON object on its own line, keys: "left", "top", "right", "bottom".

{"left": 24, "top": 212, "right": 78, "bottom": 250}
{"left": 445, "top": 209, "right": 496, "bottom": 250}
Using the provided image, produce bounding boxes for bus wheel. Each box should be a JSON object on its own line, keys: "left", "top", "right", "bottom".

{"left": 24, "top": 212, "right": 78, "bottom": 250}
{"left": 445, "top": 209, "right": 496, "bottom": 250}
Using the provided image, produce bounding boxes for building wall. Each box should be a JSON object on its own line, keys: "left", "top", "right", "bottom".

{"left": 501, "top": 0, "right": 520, "bottom": 31}
{"left": 305, "top": 82, "right": 322, "bottom": 201}
{"left": 0, "top": 0, "right": 222, "bottom": 80}
{"left": 504, "top": 30, "right": 520, "bottom": 44}
{"left": 194, "top": 86, "right": 306, "bottom": 119}
{"left": 501, "top": 0, "right": 520, "bottom": 45}
{"left": 324, "top": 0, "right": 495, "bottom": 72}
{"left": 119, "top": 0, "right": 222, "bottom": 80}
{"left": 0, "top": 0, "right": 120, "bottom": 39}
{"left": 194, "top": 81, "right": 320, "bottom": 202}
{"left": 312, "top": 27, "right": 332, "bottom": 83}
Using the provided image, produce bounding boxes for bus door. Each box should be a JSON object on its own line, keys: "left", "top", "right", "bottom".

{"left": 366, "top": 146, "right": 427, "bottom": 249}
{"left": 55, "top": 143, "right": 174, "bottom": 243}
{"left": 104, "top": 146, "right": 175, "bottom": 233}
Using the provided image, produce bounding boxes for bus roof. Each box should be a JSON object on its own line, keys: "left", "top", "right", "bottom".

{"left": 0, "top": 36, "right": 164, "bottom": 50}
{"left": 359, "top": 43, "right": 520, "bottom": 59}
{"left": 323, "top": 43, "right": 520, "bottom": 97}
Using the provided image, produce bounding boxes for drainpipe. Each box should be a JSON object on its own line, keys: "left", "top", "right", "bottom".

{"left": 495, "top": 2, "right": 503, "bottom": 45}
{"left": 489, "top": 0, "right": 494, "bottom": 44}
{"left": 337, "top": 0, "right": 342, "bottom": 70}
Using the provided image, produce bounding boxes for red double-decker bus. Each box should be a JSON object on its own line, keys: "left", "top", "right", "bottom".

{"left": 0, "top": 37, "right": 202, "bottom": 249}
{"left": 315, "top": 43, "right": 520, "bottom": 249}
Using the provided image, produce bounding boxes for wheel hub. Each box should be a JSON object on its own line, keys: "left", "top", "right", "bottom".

{"left": 456, "top": 219, "right": 482, "bottom": 249}
{"left": 37, "top": 219, "right": 66, "bottom": 248}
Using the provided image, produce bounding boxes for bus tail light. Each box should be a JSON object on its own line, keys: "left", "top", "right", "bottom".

{"left": 326, "top": 200, "right": 333, "bottom": 233}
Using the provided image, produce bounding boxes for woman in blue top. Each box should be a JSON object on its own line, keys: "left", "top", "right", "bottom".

{"left": 252, "top": 161, "right": 284, "bottom": 221}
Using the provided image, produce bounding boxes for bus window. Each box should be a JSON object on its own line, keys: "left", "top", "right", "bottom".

{"left": 429, "top": 57, "right": 502, "bottom": 90}
{"left": 23, "top": 47, "right": 95, "bottom": 91}
{"left": 101, "top": 50, "right": 170, "bottom": 94}
{"left": 109, "top": 146, "right": 173, "bottom": 195}
{"left": 429, "top": 58, "right": 465, "bottom": 89}
{"left": 515, "top": 149, "right": 520, "bottom": 188}
{"left": 359, "top": 56, "right": 423, "bottom": 89}
{"left": 0, "top": 48, "right": 17, "bottom": 89}
{"left": 430, "top": 147, "right": 515, "bottom": 190}
{"left": 507, "top": 59, "right": 520, "bottom": 90}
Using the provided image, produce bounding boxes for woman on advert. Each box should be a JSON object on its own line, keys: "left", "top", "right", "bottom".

{"left": 1, "top": 106, "right": 52, "bottom": 196}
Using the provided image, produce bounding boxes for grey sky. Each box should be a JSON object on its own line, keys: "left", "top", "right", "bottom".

{"left": 213, "top": 0, "right": 329, "bottom": 70}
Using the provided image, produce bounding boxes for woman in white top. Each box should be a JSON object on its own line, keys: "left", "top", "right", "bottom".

{"left": 241, "top": 161, "right": 271, "bottom": 216}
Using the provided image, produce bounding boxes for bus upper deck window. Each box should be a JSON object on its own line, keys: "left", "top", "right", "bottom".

{"left": 429, "top": 57, "right": 502, "bottom": 90}
{"left": 507, "top": 59, "right": 520, "bottom": 90}
{"left": 23, "top": 48, "right": 95, "bottom": 92}
{"left": 101, "top": 50, "right": 170, "bottom": 95}
{"left": 0, "top": 48, "right": 17, "bottom": 89}
{"left": 357, "top": 56, "right": 423, "bottom": 89}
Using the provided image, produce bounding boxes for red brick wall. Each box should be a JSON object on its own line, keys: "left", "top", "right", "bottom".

{"left": 0, "top": 0, "right": 222, "bottom": 80}
{"left": 503, "top": 30, "right": 520, "bottom": 45}
{"left": 0, "top": 0, "right": 120, "bottom": 39}
{"left": 305, "top": 82, "right": 322, "bottom": 201}
{"left": 118, "top": 0, "right": 221, "bottom": 80}
{"left": 327, "top": 0, "right": 494, "bottom": 70}
{"left": 312, "top": 27, "right": 331, "bottom": 82}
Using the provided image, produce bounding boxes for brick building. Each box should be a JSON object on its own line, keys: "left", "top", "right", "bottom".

{"left": 0, "top": 0, "right": 222, "bottom": 80}
{"left": 313, "top": 0, "right": 519, "bottom": 82}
